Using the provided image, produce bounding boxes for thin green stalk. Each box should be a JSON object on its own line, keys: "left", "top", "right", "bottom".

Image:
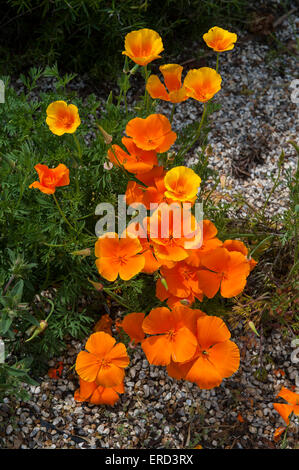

{"left": 249, "top": 235, "right": 274, "bottom": 258}
{"left": 177, "top": 102, "right": 208, "bottom": 160}
{"left": 109, "top": 144, "right": 148, "bottom": 188}
{"left": 73, "top": 134, "right": 83, "bottom": 161}
{"left": 52, "top": 193, "right": 76, "bottom": 232}
{"left": 72, "top": 134, "right": 82, "bottom": 195}
{"left": 103, "top": 288, "right": 131, "bottom": 310}
{"left": 143, "top": 65, "right": 151, "bottom": 114}
{"left": 170, "top": 103, "right": 176, "bottom": 124}
{"left": 216, "top": 52, "right": 219, "bottom": 73}
{"left": 123, "top": 91, "right": 128, "bottom": 117}
{"left": 42, "top": 242, "right": 67, "bottom": 248}
{"left": 261, "top": 153, "right": 284, "bottom": 218}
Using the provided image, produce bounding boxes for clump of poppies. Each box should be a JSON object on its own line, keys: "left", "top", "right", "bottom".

{"left": 30, "top": 25, "right": 258, "bottom": 406}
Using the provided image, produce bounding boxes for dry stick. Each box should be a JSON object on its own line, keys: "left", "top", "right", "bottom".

{"left": 273, "top": 7, "right": 297, "bottom": 28}
{"left": 3, "top": 275, "right": 15, "bottom": 295}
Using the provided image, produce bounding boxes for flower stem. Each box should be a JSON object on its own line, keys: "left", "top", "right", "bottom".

{"left": 103, "top": 287, "right": 131, "bottom": 310}
{"left": 143, "top": 65, "right": 150, "bottom": 114}
{"left": 216, "top": 52, "right": 219, "bottom": 73}
{"left": 52, "top": 193, "right": 76, "bottom": 232}
{"left": 73, "top": 134, "right": 83, "bottom": 161}
{"left": 177, "top": 102, "right": 208, "bottom": 160}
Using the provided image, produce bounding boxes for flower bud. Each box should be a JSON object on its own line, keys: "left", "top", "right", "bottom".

{"left": 88, "top": 278, "right": 104, "bottom": 291}
{"left": 160, "top": 277, "right": 168, "bottom": 291}
{"left": 97, "top": 124, "right": 112, "bottom": 145}
{"left": 71, "top": 248, "right": 91, "bottom": 257}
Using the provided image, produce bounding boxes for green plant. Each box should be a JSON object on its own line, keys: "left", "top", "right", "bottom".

{"left": 1, "top": 0, "right": 249, "bottom": 79}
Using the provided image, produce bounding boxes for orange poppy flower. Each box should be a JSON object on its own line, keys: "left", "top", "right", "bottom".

{"left": 184, "top": 68, "right": 221, "bottom": 102}
{"left": 223, "top": 239, "right": 257, "bottom": 271}
{"left": 203, "top": 27, "right": 237, "bottom": 52}
{"left": 197, "top": 246, "right": 250, "bottom": 298}
{"left": 126, "top": 114, "right": 177, "bottom": 153}
{"left": 159, "top": 261, "right": 203, "bottom": 302}
{"left": 46, "top": 101, "right": 80, "bottom": 135}
{"left": 186, "top": 220, "right": 223, "bottom": 267}
{"left": 167, "top": 315, "right": 240, "bottom": 389}
{"left": 273, "top": 427, "right": 286, "bottom": 442}
{"left": 108, "top": 137, "right": 158, "bottom": 174}
{"left": 148, "top": 203, "right": 201, "bottom": 262}
{"left": 164, "top": 166, "right": 201, "bottom": 204}
{"left": 119, "top": 312, "right": 145, "bottom": 344}
{"left": 75, "top": 331, "right": 129, "bottom": 388}
{"left": 141, "top": 306, "right": 201, "bottom": 365}
{"left": 48, "top": 361, "right": 64, "bottom": 379}
{"left": 146, "top": 64, "right": 188, "bottom": 103}
{"left": 273, "top": 387, "right": 299, "bottom": 425}
{"left": 125, "top": 166, "right": 167, "bottom": 209}
{"left": 223, "top": 239, "right": 248, "bottom": 256}
{"left": 29, "top": 163, "right": 70, "bottom": 194}
{"left": 93, "top": 314, "right": 113, "bottom": 335}
{"left": 249, "top": 257, "right": 258, "bottom": 271}
{"left": 122, "top": 28, "right": 164, "bottom": 66}
{"left": 126, "top": 220, "right": 161, "bottom": 274}
{"left": 156, "top": 278, "right": 196, "bottom": 309}
{"left": 95, "top": 232, "right": 145, "bottom": 282}
{"left": 74, "top": 378, "right": 124, "bottom": 406}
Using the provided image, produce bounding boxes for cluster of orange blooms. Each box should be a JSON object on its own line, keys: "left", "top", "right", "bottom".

{"left": 28, "top": 27, "right": 264, "bottom": 407}
{"left": 74, "top": 26, "right": 259, "bottom": 405}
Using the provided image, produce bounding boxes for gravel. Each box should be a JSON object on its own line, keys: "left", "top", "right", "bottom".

{"left": 1, "top": 5, "right": 298, "bottom": 450}
{"left": 0, "top": 326, "right": 298, "bottom": 449}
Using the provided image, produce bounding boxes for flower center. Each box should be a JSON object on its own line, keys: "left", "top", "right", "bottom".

{"left": 99, "top": 358, "right": 110, "bottom": 369}
{"left": 117, "top": 255, "right": 128, "bottom": 265}
{"left": 167, "top": 329, "right": 176, "bottom": 341}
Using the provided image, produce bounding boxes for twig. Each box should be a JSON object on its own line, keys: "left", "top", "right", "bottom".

{"left": 273, "top": 8, "right": 297, "bottom": 29}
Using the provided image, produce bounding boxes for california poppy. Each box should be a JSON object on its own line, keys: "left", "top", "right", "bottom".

{"left": 197, "top": 246, "right": 251, "bottom": 298}
{"left": 159, "top": 261, "right": 203, "bottom": 301}
{"left": 146, "top": 64, "right": 188, "bottom": 103}
{"left": 186, "top": 219, "right": 223, "bottom": 267}
{"left": 167, "top": 315, "right": 240, "bottom": 389}
{"left": 48, "top": 361, "right": 64, "bottom": 379}
{"left": 46, "top": 101, "right": 80, "bottom": 135}
{"left": 155, "top": 278, "right": 196, "bottom": 308}
{"left": 75, "top": 331, "right": 129, "bottom": 388}
{"left": 126, "top": 220, "right": 161, "bottom": 274}
{"left": 29, "top": 163, "right": 70, "bottom": 194}
{"left": 93, "top": 314, "right": 113, "bottom": 335}
{"left": 141, "top": 306, "right": 200, "bottom": 365}
{"left": 119, "top": 312, "right": 145, "bottom": 344}
{"left": 203, "top": 27, "right": 237, "bottom": 52}
{"left": 122, "top": 28, "right": 164, "bottom": 66}
{"left": 108, "top": 137, "right": 158, "bottom": 174}
{"left": 126, "top": 114, "right": 177, "bottom": 153}
{"left": 273, "top": 387, "right": 299, "bottom": 425}
{"left": 74, "top": 378, "right": 124, "bottom": 406}
{"left": 148, "top": 203, "right": 201, "bottom": 262}
{"left": 164, "top": 166, "right": 201, "bottom": 204}
{"left": 184, "top": 68, "right": 221, "bottom": 103}
{"left": 125, "top": 166, "right": 167, "bottom": 210}
{"left": 95, "top": 232, "right": 145, "bottom": 282}
{"left": 273, "top": 427, "right": 286, "bottom": 442}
